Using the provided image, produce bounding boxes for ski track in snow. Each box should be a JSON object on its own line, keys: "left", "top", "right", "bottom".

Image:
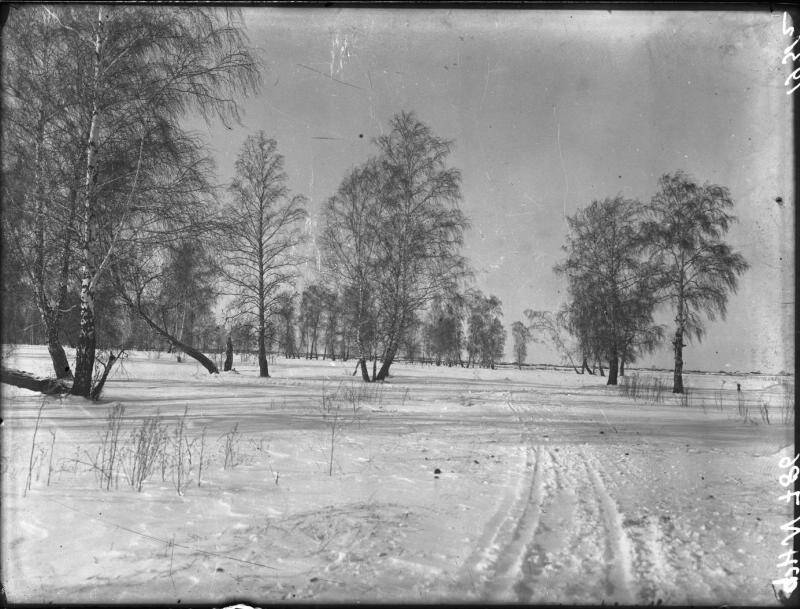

{"left": 453, "top": 394, "right": 691, "bottom": 605}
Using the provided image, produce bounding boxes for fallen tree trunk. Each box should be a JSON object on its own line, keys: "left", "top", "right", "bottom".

{"left": 1, "top": 368, "right": 71, "bottom": 395}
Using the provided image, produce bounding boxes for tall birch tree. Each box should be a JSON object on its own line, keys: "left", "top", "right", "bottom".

{"left": 3, "top": 6, "right": 259, "bottom": 396}
{"left": 221, "top": 133, "right": 307, "bottom": 378}
{"left": 643, "top": 171, "right": 749, "bottom": 393}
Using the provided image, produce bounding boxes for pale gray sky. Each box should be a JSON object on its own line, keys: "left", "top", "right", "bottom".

{"left": 188, "top": 8, "right": 794, "bottom": 373}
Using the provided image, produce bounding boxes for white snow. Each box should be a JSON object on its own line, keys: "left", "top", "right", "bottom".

{"left": 1, "top": 346, "right": 794, "bottom": 604}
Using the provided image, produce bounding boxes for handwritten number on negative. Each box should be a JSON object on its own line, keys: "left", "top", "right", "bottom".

{"left": 783, "top": 13, "right": 800, "bottom": 94}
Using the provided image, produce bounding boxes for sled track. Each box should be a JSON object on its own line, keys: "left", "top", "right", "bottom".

{"left": 581, "top": 446, "right": 637, "bottom": 604}
{"left": 457, "top": 395, "right": 648, "bottom": 603}
{"left": 483, "top": 445, "right": 547, "bottom": 600}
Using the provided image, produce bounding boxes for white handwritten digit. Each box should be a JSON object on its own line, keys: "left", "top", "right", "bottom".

{"left": 778, "top": 550, "right": 799, "bottom": 567}
{"left": 785, "top": 69, "right": 800, "bottom": 95}
{"left": 781, "top": 516, "right": 800, "bottom": 545}
{"left": 780, "top": 454, "right": 800, "bottom": 469}
{"left": 780, "top": 465, "right": 800, "bottom": 486}
{"left": 773, "top": 576, "right": 798, "bottom": 595}
{"left": 784, "top": 41, "right": 800, "bottom": 64}
{"left": 785, "top": 12, "right": 795, "bottom": 37}
{"left": 781, "top": 490, "right": 800, "bottom": 505}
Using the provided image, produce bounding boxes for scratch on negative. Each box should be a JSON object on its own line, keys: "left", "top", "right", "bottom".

{"left": 553, "top": 104, "right": 569, "bottom": 223}
{"left": 297, "top": 63, "right": 364, "bottom": 91}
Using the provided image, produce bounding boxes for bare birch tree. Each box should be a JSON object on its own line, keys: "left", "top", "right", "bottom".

{"left": 2, "top": 7, "right": 86, "bottom": 379}
{"left": 371, "top": 112, "right": 470, "bottom": 380}
{"left": 319, "top": 160, "right": 384, "bottom": 382}
{"left": 320, "top": 113, "right": 470, "bottom": 382}
{"left": 3, "top": 5, "right": 259, "bottom": 396}
{"left": 221, "top": 132, "right": 307, "bottom": 378}
{"left": 524, "top": 310, "right": 584, "bottom": 374}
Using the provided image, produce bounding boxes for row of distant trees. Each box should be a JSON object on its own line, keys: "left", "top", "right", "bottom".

{"left": 522, "top": 172, "right": 749, "bottom": 394}
{"left": 272, "top": 285, "right": 508, "bottom": 371}
{"left": 2, "top": 275, "right": 510, "bottom": 371}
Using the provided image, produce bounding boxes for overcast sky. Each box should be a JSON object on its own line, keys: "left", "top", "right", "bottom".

{"left": 188, "top": 8, "right": 794, "bottom": 373}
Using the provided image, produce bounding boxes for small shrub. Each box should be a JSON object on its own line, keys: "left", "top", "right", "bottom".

{"left": 736, "top": 390, "right": 748, "bottom": 420}
{"left": 87, "top": 403, "right": 126, "bottom": 490}
{"left": 679, "top": 387, "right": 692, "bottom": 408}
{"left": 758, "top": 401, "right": 770, "bottom": 425}
{"left": 123, "top": 411, "right": 167, "bottom": 492}
{"left": 171, "top": 405, "right": 192, "bottom": 495}
{"left": 222, "top": 422, "right": 241, "bottom": 470}
{"left": 713, "top": 390, "right": 724, "bottom": 412}
{"left": 619, "top": 374, "right": 668, "bottom": 406}
{"left": 24, "top": 400, "right": 46, "bottom": 496}
{"left": 781, "top": 379, "right": 795, "bottom": 424}
{"left": 46, "top": 429, "right": 56, "bottom": 487}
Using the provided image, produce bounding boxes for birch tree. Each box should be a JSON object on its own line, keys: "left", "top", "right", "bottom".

{"left": 424, "top": 292, "right": 465, "bottom": 366}
{"left": 320, "top": 112, "right": 469, "bottom": 382}
{"left": 3, "top": 5, "right": 259, "bottom": 396}
{"left": 2, "top": 7, "right": 86, "bottom": 379}
{"left": 221, "top": 133, "right": 308, "bottom": 378}
{"left": 371, "top": 112, "right": 470, "bottom": 380}
{"left": 273, "top": 291, "right": 299, "bottom": 359}
{"left": 555, "top": 196, "right": 661, "bottom": 385}
{"left": 511, "top": 321, "right": 530, "bottom": 370}
{"left": 465, "top": 290, "right": 506, "bottom": 369}
{"left": 643, "top": 171, "right": 749, "bottom": 393}
{"left": 73, "top": 6, "right": 258, "bottom": 396}
{"left": 524, "top": 309, "right": 584, "bottom": 374}
{"left": 319, "top": 160, "right": 384, "bottom": 381}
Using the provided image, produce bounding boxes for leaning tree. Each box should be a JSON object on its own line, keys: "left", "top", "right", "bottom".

{"left": 524, "top": 309, "right": 589, "bottom": 374}
{"left": 109, "top": 240, "right": 221, "bottom": 374}
{"left": 643, "top": 171, "right": 749, "bottom": 393}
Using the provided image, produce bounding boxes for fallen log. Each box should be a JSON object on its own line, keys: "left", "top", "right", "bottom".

{"left": 1, "top": 368, "right": 72, "bottom": 395}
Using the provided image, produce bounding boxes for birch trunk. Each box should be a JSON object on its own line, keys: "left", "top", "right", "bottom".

{"left": 224, "top": 335, "right": 233, "bottom": 371}
{"left": 672, "top": 326, "right": 685, "bottom": 394}
{"left": 72, "top": 8, "right": 104, "bottom": 397}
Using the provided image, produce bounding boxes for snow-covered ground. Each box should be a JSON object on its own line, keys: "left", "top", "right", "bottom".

{"left": 2, "top": 345, "right": 794, "bottom": 604}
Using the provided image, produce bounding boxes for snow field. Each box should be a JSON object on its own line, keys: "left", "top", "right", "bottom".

{"left": 1, "top": 347, "right": 795, "bottom": 604}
